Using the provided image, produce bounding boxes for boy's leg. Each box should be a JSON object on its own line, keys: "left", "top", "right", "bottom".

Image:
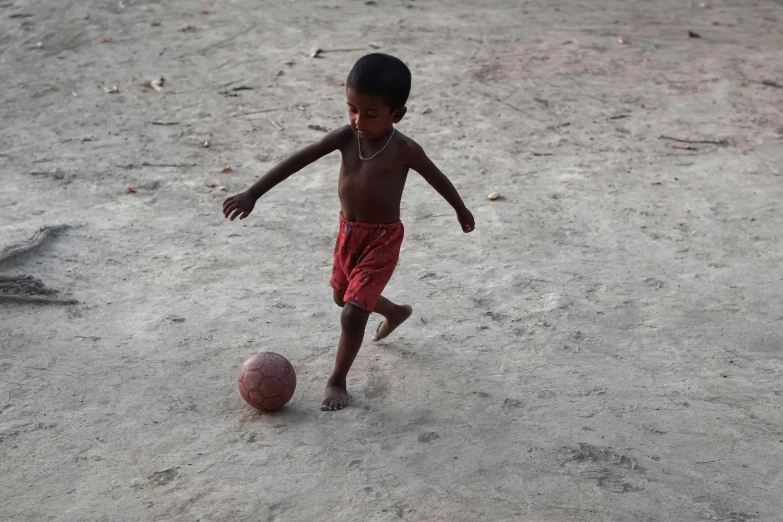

{"left": 372, "top": 296, "right": 413, "bottom": 342}
{"left": 333, "top": 286, "right": 411, "bottom": 339}
{"left": 332, "top": 287, "right": 346, "bottom": 307}
{"left": 322, "top": 303, "right": 369, "bottom": 411}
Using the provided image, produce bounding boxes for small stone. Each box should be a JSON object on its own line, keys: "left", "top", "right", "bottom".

{"left": 488, "top": 192, "right": 501, "bottom": 201}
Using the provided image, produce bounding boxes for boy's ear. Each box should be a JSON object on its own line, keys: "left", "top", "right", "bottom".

{"left": 392, "top": 106, "right": 407, "bottom": 123}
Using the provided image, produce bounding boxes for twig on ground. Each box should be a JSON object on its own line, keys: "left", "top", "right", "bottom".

{"left": 659, "top": 135, "right": 728, "bottom": 146}
{"left": 0, "top": 294, "right": 79, "bottom": 305}
{"left": 117, "top": 162, "right": 196, "bottom": 168}
{"left": 761, "top": 80, "right": 783, "bottom": 89}
{"left": 228, "top": 108, "right": 283, "bottom": 118}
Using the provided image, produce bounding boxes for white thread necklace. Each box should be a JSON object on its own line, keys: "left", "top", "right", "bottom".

{"left": 358, "top": 128, "right": 395, "bottom": 161}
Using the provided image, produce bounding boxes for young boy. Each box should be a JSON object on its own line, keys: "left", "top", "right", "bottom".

{"left": 223, "top": 53, "right": 474, "bottom": 411}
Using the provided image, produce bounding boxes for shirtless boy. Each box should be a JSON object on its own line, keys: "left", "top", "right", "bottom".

{"left": 222, "top": 53, "right": 475, "bottom": 411}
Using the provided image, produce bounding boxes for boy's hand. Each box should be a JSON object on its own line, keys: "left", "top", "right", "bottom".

{"left": 223, "top": 191, "right": 256, "bottom": 221}
{"left": 457, "top": 207, "right": 475, "bottom": 233}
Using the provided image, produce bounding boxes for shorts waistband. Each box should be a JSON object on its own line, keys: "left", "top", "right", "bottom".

{"left": 339, "top": 211, "right": 401, "bottom": 229}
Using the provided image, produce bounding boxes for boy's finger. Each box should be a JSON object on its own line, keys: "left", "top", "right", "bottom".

{"left": 230, "top": 209, "right": 242, "bottom": 221}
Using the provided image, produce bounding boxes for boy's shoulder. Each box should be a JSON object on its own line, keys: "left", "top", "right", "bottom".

{"left": 390, "top": 129, "right": 420, "bottom": 153}
{"left": 393, "top": 130, "right": 427, "bottom": 165}
{"left": 323, "top": 124, "right": 354, "bottom": 148}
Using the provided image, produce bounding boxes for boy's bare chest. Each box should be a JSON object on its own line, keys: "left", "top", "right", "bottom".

{"left": 339, "top": 153, "right": 409, "bottom": 190}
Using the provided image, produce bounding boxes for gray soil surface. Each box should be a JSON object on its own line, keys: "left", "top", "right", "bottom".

{"left": 2, "top": 0, "right": 782, "bottom": 520}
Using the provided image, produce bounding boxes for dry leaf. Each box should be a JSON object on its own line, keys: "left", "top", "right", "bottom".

{"left": 180, "top": 25, "right": 197, "bottom": 33}
{"left": 151, "top": 121, "right": 179, "bottom": 126}
{"left": 9, "top": 13, "right": 35, "bottom": 18}
{"left": 103, "top": 85, "right": 119, "bottom": 94}
{"left": 222, "top": 167, "right": 232, "bottom": 174}
{"left": 142, "top": 78, "right": 165, "bottom": 92}
{"left": 101, "top": 37, "right": 113, "bottom": 44}
{"left": 204, "top": 181, "right": 218, "bottom": 188}
{"left": 488, "top": 192, "right": 502, "bottom": 201}
{"left": 28, "top": 41, "right": 43, "bottom": 51}
{"left": 309, "top": 47, "right": 323, "bottom": 58}
{"left": 688, "top": 31, "right": 701, "bottom": 38}
{"left": 308, "top": 124, "right": 328, "bottom": 132}
{"left": 127, "top": 187, "right": 137, "bottom": 194}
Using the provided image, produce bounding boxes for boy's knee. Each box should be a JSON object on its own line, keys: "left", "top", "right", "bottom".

{"left": 341, "top": 302, "right": 369, "bottom": 330}
{"left": 332, "top": 289, "right": 345, "bottom": 308}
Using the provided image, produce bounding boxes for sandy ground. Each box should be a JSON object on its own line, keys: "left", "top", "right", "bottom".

{"left": 1, "top": 0, "right": 783, "bottom": 520}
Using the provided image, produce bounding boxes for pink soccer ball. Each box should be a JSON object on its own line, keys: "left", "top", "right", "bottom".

{"left": 238, "top": 352, "right": 296, "bottom": 412}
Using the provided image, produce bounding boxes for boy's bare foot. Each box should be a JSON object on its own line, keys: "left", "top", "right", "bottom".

{"left": 321, "top": 376, "right": 349, "bottom": 411}
{"left": 373, "top": 304, "right": 413, "bottom": 342}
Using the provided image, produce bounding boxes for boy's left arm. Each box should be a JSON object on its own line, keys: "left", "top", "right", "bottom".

{"left": 407, "top": 142, "right": 475, "bottom": 233}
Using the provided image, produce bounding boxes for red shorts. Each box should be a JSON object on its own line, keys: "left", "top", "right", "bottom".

{"left": 330, "top": 212, "right": 404, "bottom": 313}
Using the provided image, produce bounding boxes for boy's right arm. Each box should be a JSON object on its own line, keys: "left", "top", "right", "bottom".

{"left": 223, "top": 126, "right": 349, "bottom": 221}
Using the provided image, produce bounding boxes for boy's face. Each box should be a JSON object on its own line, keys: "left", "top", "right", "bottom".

{"left": 346, "top": 88, "right": 406, "bottom": 140}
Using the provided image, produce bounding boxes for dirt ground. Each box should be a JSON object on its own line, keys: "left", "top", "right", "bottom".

{"left": 1, "top": 0, "right": 782, "bottom": 520}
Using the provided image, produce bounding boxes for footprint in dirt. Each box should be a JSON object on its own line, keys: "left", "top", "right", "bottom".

{"left": 0, "top": 225, "right": 77, "bottom": 305}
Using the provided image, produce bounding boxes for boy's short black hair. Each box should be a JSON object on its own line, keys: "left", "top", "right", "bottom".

{"left": 346, "top": 53, "right": 411, "bottom": 110}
